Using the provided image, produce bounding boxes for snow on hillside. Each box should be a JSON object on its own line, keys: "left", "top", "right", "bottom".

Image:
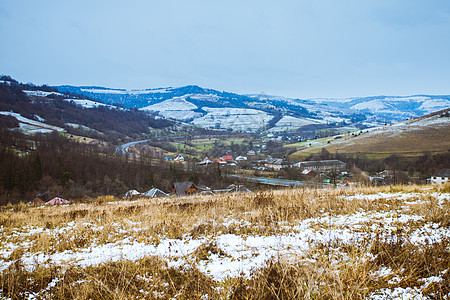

{"left": 351, "top": 99, "right": 390, "bottom": 111}
{"left": 64, "top": 99, "right": 122, "bottom": 110}
{"left": 0, "top": 111, "right": 64, "bottom": 134}
{"left": 158, "top": 110, "right": 203, "bottom": 121}
{"left": 354, "top": 113, "right": 449, "bottom": 139}
{"left": 23, "top": 90, "right": 64, "bottom": 97}
{"left": 269, "top": 116, "right": 322, "bottom": 132}
{"left": 23, "top": 89, "right": 123, "bottom": 110}
{"left": 140, "top": 97, "right": 201, "bottom": 121}
{"left": 189, "top": 94, "right": 221, "bottom": 102}
{"left": 418, "top": 99, "right": 450, "bottom": 113}
{"left": 140, "top": 97, "right": 198, "bottom": 111}
{"left": 192, "top": 107, "right": 273, "bottom": 132}
{"left": 81, "top": 87, "right": 173, "bottom": 95}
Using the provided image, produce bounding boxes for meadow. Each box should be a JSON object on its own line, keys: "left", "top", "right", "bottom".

{"left": 1, "top": 184, "right": 449, "bottom": 299}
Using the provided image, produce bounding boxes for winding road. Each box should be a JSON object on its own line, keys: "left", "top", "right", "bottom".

{"left": 115, "top": 134, "right": 234, "bottom": 155}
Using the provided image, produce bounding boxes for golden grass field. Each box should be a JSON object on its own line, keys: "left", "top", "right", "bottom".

{"left": 289, "top": 114, "right": 450, "bottom": 160}
{"left": 1, "top": 184, "right": 449, "bottom": 299}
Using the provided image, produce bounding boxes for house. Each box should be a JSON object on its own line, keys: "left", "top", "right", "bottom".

{"left": 124, "top": 189, "right": 141, "bottom": 199}
{"left": 222, "top": 155, "right": 233, "bottom": 161}
{"left": 428, "top": 169, "right": 450, "bottom": 184}
{"left": 213, "top": 158, "right": 227, "bottom": 165}
{"left": 198, "top": 157, "right": 213, "bottom": 165}
{"left": 35, "top": 191, "right": 51, "bottom": 202}
{"left": 46, "top": 197, "right": 70, "bottom": 205}
{"left": 292, "top": 160, "right": 346, "bottom": 172}
{"left": 264, "top": 157, "right": 286, "bottom": 171}
{"left": 301, "top": 169, "right": 317, "bottom": 178}
{"left": 379, "top": 170, "right": 394, "bottom": 178}
{"left": 171, "top": 182, "right": 199, "bottom": 196}
{"left": 174, "top": 155, "right": 185, "bottom": 163}
{"left": 29, "top": 198, "right": 45, "bottom": 205}
{"left": 235, "top": 156, "right": 247, "bottom": 161}
{"left": 247, "top": 150, "right": 256, "bottom": 156}
{"left": 142, "top": 188, "right": 168, "bottom": 198}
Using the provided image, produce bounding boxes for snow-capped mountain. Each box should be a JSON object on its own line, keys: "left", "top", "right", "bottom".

{"left": 57, "top": 85, "right": 450, "bottom": 133}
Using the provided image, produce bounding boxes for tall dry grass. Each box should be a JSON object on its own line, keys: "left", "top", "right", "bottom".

{"left": 1, "top": 184, "right": 449, "bottom": 299}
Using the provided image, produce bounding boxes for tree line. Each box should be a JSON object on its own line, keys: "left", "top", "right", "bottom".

{"left": 0, "top": 130, "right": 233, "bottom": 205}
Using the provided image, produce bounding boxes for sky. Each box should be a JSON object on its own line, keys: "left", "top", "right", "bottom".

{"left": 1, "top": 0, "right": 450, "bottom": 98}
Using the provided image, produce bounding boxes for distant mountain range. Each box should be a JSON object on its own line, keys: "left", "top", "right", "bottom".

{"left": 57, "top": 85, "right": 450, "bottom": 133}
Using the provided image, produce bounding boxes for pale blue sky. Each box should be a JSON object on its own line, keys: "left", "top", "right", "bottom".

{"left": 1, "top": 0, "right": 450, "bottom": 98}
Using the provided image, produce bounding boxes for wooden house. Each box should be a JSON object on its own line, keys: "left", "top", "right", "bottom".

{"left": 171, "top": 182, "right": 199, "bottom": 196}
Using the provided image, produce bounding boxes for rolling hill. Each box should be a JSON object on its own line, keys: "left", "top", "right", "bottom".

{"left": 289, "top": 108, "right": 450, "bottom": 159}
{"left": 0, "top": 77, "right": 172, "bottom": 144}
{"left": 57, "top": 84, "right": 450, "bottom": 133}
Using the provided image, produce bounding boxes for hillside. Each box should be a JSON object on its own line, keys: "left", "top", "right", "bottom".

{"left": 56, "top": 85, "right": 361, "bottom": 133}
{"left": 1, "top": 185, "right": 449, "bottom": 299}
{"left": 57, "top": 84, "right": 450, "bottom": 134}
{"left": 290, "top": 108, "right": 450, "bottom": 159}
{"left": 0, "top": 77, "right": 172, "bottom": 144}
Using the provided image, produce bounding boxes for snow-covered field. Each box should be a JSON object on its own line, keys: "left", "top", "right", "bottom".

{"left": 192, "top": 107, "right": 273, "bottom": 132}
{"left": 269, "top": 116, "right": 322, "bottom": 132}
{"left": 140, "top": 97, "right": 202, "bottom": 121}
{"left": 64, "top": 99, "right": 122, "bottom": 110}
{"left": 140, "top": 97, "right": 198, "bottom": 112}
{"left": 1, "top": 185, "right": 449, "bottom": 298}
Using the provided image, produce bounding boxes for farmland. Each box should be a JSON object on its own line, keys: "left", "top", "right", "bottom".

{"left": 289, "top": 110, "right": 450, "bottom": 160}
{"left": 1, "top": 184, "right": 449, "bottom": 299}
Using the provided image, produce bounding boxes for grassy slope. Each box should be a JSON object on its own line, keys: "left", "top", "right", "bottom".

{"left": 290, "top": 110, "right": 450, "bottom": 160}
{"left": 1, "top": 185, "right": 449, "bottom": 299}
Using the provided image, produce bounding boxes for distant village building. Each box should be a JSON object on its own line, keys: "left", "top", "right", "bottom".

{"left": 172, "top": 182, "right": 199, "bottom": 196}
{"left": 235, "top": 156, "right": 247, "bottom": 161}
{"left": 264, "top": 157, "right": 286, "bottom": 171}
{"left": 174, "top": 155, "right": 185, "bottom": 163}
{"left": 292, "top": 160, "right": 346, "bottom": 172}
{"left": 124, "top": 189, "right": 141, "bottom": 199}
{"left": 379, "top": 170, "right": 394, "bottom": 178}
{"left": 301, "top": 169, "right": 317, "bottom": 178}
{"left": 142, "top": 188, "right": 168, "bottom": 198}
{"left": 46, "top": 197, "right": 70, "bottom": 205}
{"left": 213, "top": 158, "right": 227, "bottom": 165}
{"left": 247, "top": 150, "right": 256, "bottom": 156}
{"left": 428, "top": 169, "right": 450, "bottom": 185}
{"left": 198, "top": 157, "right": 213, "bottom": 165}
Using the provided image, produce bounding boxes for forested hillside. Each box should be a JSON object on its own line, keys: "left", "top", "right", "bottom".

{"left": 0, "top": 76, "right": 172, "bottom": 144}
{"left": 0, "top": 130, "right": 233, "bottom": 205}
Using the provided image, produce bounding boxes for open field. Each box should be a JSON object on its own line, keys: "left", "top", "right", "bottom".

{"left": 1, "top": 184, "right": 449, "bottom": 299}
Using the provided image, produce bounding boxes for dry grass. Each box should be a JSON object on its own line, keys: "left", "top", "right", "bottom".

{"left": 1, "top": 184, "right": 449, "bottom": 299}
